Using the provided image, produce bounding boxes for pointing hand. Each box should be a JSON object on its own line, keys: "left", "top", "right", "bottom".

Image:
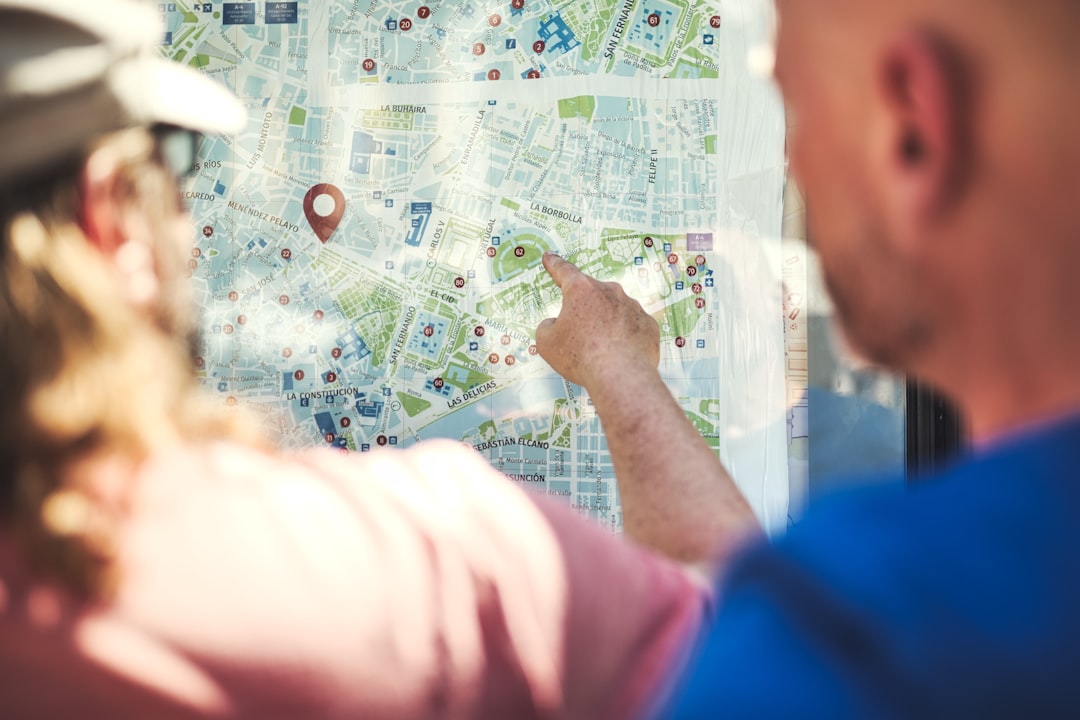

{"left": 535, "top": 253, "right": 660, "bottom": 389}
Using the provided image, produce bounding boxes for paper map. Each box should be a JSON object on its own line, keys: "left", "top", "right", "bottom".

{"left": 162, "top": 0, "right": 790, "bottom": 531}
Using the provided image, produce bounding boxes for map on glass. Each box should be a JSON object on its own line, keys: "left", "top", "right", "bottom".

{"left": 161, "top": 0, "right": 790, "bottom": 532}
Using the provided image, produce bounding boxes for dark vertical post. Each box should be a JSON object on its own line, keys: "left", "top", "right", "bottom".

{"left": 905, "top": 380, "right": 965, "bottom": 481}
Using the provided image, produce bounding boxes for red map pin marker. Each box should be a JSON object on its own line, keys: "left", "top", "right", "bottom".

{"left": 303, "top": 183, "right": 346, "bottom": 243}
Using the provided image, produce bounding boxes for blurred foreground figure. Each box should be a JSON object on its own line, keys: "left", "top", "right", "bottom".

{"left": 537, "top": 0, "right": 1080, "bottom": 717}
{"left": 0, "top": 2, "right": 753, "bottom": 717}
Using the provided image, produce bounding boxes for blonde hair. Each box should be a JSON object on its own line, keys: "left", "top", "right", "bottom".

{"left": 0, "top": 128, "right": 263, "bottom": 599}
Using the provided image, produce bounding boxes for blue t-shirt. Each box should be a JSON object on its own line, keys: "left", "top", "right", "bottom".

{"left": 667, "top": 414, "right": 1080, "bottom": 718}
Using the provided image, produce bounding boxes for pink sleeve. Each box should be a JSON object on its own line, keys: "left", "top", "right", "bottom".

{"left": 113, "top": 440, "right": 707, "bottom": 719}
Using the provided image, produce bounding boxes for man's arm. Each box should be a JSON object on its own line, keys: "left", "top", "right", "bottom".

{"left": 535, "top": 252, "right": 760, "bottom": 577}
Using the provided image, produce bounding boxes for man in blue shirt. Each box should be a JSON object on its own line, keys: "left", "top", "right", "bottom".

{"left": 536, "top": 0, "right": 1080, "bottom": 715}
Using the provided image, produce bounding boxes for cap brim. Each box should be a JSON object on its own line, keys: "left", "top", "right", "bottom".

{"left": 119, "top": 55, "right": 247, "bottom": 136}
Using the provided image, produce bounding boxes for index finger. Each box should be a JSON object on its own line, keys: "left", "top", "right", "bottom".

{"left": 542, "top": 252, "right": 583, "bottom": 289}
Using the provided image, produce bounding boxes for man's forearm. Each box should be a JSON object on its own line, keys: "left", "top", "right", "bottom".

{"left": 534, "top": 252, "right": 759, "bottom": 578}
{"left": 586, "top": 364, "right": 760, "bottom": 577}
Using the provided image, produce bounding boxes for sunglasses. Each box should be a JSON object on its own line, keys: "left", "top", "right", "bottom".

{"left": 151, "top": 124, "right": 204, "bottom": 181}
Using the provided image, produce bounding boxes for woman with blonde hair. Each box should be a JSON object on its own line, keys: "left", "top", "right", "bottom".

{"left": 0, "top": 2, "right": 730, "bottom": 717}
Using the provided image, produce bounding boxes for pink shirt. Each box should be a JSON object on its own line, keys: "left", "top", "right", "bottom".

{"left": 0, "top": 440, "right": 707, "bottom": 718}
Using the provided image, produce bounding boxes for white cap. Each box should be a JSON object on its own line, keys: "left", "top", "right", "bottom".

{"left": 0, "top": 0, "right": 246, "bottom": 182}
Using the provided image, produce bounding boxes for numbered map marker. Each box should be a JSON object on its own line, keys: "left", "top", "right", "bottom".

{"left": 303, "top": 183, "right": 347, "bottom": 243}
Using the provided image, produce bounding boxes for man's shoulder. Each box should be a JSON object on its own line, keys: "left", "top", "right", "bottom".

{"left": 760, "top": 412, "right": 1080, "bottom": 613}
{"left": 673, "top": 414, "right": 1080, "bottom": 717}
{"left": 789, "top": 409, "right": 1080, "bottom": 555}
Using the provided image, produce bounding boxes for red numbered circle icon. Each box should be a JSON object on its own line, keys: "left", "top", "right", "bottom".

{"left": 423, "top": 325, "right": 435, "bottom": 337}
{"left": 326, "top": 372, "right": 337, "bottom": 383}
{"left": 486, "top": 246, "right": 497, "bottom": 257}
{"left": 454, "top": 276, "right": 466, "bottom": 288}
{"left": 528, "top": 344, "right": 538, "bottom": 355}
{"left": 399, "top": 17, "right": 412, "bottom": 30}
{"left": 644, "top": 236, "right": 654, "bottom": 247}
{"left": 362, "top": 58, "right": 376, "bottom": 72}
{"left": 647, "top": 13, "right": 660, "bottom": 27}
{"left": 487, "top": 68, "right": 501, "bottom": 80}
{"left": 526, "top": 69, "right": 540, "bottom": 79}
{"left": 279, "top": 294, "right": 290, "bottom": 305}
{"left": 488, "top": 13, "right": 501, "bottom": 26}
{"left": 418, "top": 5, "right": 430, "bottom": 18}
{"left": 488, "top": 353, "right": 500, "bottom": 364}
{"left": 340, "top": 417, "right": 351, "bottom": 428}
{"left": 474, "top": 326, "right": 486, "bottom": 337}
{"left": 667, "top": 253, "right": 679, "bottom": 265}
{"left": 692, "top": 283, "right": 703, "bottom": 294}
{"left": 687, "top": 266, "right": 698, "bottom": 277}
{"left": 505, "top": 355, "right": 516, "bottom": 366}
{"left": 433, "top": 377, "right": 445, "bottom": 389}
{"left": 294, "top": 369, "right": 305, "bottom": 380}
{"left": 709, "top": 15, "right": 721, "bottom": 28}
{"left": 223, "top": 324, "right": 234, "bottom": 335}
{"left": 473, "top": 42, "right": 486, "bottom": 56}
{"left": 501, "top": 334, "right": 511, "bottom": 345}
{"left": 377, "top": 435, "right": 388, "bottom": 446}
{"left": 514, "top": 246, "right": 525, "bottom": 257}
{"left": 695, "top": 297, "right": 706, "bottom": 309}
{"left": 533, "top": 40, "right": 545, "bottom": 53}
{"left": 281, "top": 248, "right": 292, "bottom": 260}
{"left": 331, "top": 347, "right": 343, "bottom": 358}
{"left": 511, "top": 0, "right": 524, "bottom": 8}
{"left": 202, "top": 226, "right": 214, "bottom": 237}
{"left": 228, "top": 290, "right": 239, "bottom": 301}
{"left": 675, "top": 337, "right": 687, "bottom": 348}
{"left": 282, "top": 347, "right": 293, "bottom": 358}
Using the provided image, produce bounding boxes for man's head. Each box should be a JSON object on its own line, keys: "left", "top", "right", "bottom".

{"left": 773, "top": 0, "right": 1080, "bottom": 435}
{"left": 0, "top": 0, "right": 246, "bottom": 596}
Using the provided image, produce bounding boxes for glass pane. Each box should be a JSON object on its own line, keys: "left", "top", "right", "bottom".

{"left": 781, "top": 178, "right": 906, "bottom": 523}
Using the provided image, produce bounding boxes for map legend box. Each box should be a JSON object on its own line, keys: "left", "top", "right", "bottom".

{"left": 687, "top": 233, "right": 714, "bottom": 251}
{"left": 265, "top": 1, "right": 298, "bottom": 24}
{"left": 222, "top": 3, "right": 255, "bottom": 24}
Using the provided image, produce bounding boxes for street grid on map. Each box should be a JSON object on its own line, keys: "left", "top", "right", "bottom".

{"left": 162, "top": 0, "right": 789, "bottom": 531}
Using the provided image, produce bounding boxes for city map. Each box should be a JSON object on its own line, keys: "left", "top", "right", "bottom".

{"left": 161, "top": 0, "right": 790, "bottom": 531}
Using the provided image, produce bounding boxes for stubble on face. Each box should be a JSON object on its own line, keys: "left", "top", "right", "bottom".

{"left": 775, "top": 0, "right": 936, "bottom": 372}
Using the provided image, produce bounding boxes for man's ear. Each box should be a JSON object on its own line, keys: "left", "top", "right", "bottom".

{"left": 872, "top": 30, "right": 970, "bottom": 243}
{"left": 79, "top": 147, "right": 126, "bottom": 256}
